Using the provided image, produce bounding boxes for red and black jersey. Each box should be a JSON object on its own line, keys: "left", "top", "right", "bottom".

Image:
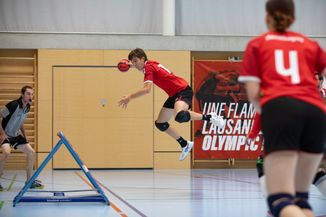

{"left": 143, "top": 60, "right": 188, "bottom": 97}
{"left": 239, "top": 31, "right": 326, "bottom": 112}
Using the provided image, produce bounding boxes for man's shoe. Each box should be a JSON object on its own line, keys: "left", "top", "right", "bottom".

{"left": 29, "top": 180, "right": 44, "bottom": 189}
{"left": 179, "top": 141, "right": 194, "bottom": 161}
{"left": 209, "top": 112, "right": 226, "bottom": 128}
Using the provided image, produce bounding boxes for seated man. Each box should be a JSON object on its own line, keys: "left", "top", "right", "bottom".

{"left": 0, "top": 86, "right": 43, "bottom": 190}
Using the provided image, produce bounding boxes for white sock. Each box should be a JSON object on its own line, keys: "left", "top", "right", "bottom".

{"left": 259, "top": 175, "right": 267, "bottom": 197}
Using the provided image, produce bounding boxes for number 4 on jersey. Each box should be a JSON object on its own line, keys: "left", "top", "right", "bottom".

{"left": 275, "top": 49, "right": 300, "bottom": 84}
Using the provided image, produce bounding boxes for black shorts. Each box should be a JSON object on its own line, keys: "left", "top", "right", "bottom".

{"left": 163, "top": 86, "right": 193, "bottom": 109}
{"left": 1, "top": 135, "right": 28, "bottom": 149}
{"left": 261, "top": 97, "right": 326, "bottom": 155}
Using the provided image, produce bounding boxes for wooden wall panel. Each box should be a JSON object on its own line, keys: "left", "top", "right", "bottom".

{"left": 0, "top": 50, "right": 37, "bottom": 169}
{"left": 154, "top": 153, "right": 191, "bottom": 169}
{"left": 53, "top": 67, "right": 153, "bottom": 168}
{"left": 38, "top": 49, "right": 191, "bottom": 169}
{"left": 37, "top": 50, "right": 104, "bottom": 153}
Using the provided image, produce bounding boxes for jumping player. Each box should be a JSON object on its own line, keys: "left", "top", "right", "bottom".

{"left": 118, "top": 48, "right": 225, "bottom": 161}
{"left": 239, "top": 0, "right": 326, "bottom": 217}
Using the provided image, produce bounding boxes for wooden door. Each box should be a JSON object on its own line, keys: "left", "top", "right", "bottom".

{"left": 53, "top": 67, "right": 153, "bottom": 168}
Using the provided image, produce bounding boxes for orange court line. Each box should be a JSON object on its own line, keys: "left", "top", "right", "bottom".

{"left": 74, "top": 172, "right": 128, "bottom": 217}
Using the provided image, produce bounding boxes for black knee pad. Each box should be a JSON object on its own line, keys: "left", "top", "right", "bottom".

{"left": 175, "top": 111, "right": 191, "bottom": 123}
{"left": 267, "top": 193, "right": 294, "bottom": 217}
{"left": 295, "top": 192, "right": 312, "bottom": 210}
{"left": 155, "top": 121, "right": 169, "bottom": 132}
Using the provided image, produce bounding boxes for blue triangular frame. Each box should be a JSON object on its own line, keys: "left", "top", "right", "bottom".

{"left": 13, "top": 131, "right": 110, "bottom": 206}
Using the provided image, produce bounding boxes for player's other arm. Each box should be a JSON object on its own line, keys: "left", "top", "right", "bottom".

{"left": 245, "top": 81, "right": 261, "bottom": 114}
{"left": 118, "top": 82, "right": 152, "bottom": 109}
{"left": 129, "top": 82, "right": 152, "bottom": 99}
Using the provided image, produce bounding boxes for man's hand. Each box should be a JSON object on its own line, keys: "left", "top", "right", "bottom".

{"left": 118, "top": 95, "right": 131, "bottom": 109}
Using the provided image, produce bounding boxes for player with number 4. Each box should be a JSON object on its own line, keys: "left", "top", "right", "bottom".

{"left": 239, "top": 0, "right": 326, "bottom": 217}
{"left": 118, "top": 48, "right": 225, "bottom": 161}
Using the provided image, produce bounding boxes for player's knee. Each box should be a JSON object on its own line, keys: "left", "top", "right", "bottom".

{"left": 155, "top": 121, "right": 170, "bottom": 132}
{"left": 29, "top": 149, "right": 36, "bottom": 158}
{"left": 2, "top": 149, "right": 11, "bottom": 158}
{"left": 175, "top": 111, "right": 191, "bottom": 123}
{"left": 267, "top": 193, "right": 294, "bottom": 217}
{"left": 295, "top": 192, "right": 312, "bottom": 210}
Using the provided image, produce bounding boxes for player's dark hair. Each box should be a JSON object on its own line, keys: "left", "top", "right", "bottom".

{"left": 128, "top": 48, "right": 148, "bottom": 61}
{"left": 318, "top": 75, "right": 324, "bottom": 81}
{"left": 21, "top": 85, "right": 33, "bottom": 94}
{"left": 266, "top": 0, "right": 295, "bottom": 33}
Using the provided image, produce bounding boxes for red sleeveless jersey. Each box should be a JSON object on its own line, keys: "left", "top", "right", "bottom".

{"left": 143, "top": 60, "right": 188, "bottom": 97}
{"left": 239, "top": 31, "right": 326, "bottom": 112}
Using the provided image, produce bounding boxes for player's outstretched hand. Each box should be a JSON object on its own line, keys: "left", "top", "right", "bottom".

{"left": 118, "top": 95, "right": 131, "bottom": 109}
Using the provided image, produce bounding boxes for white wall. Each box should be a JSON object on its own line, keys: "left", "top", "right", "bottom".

{"left": 0, "top": 0, "right": 325, "bottom": 50}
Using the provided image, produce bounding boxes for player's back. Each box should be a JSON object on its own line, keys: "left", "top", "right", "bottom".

{"left": 250, "top": 31, "right": 325, "bottom": 111}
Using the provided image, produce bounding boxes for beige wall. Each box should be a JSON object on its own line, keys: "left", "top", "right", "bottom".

{"left": 37, "top": 49, "right": 191, "bottom": 169}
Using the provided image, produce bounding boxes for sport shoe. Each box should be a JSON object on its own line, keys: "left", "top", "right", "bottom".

{"left": 179, "top": 141, "right": 194, "bottom": 161}
{"left": 209, "top": 112, "right": 226, "bottom": 128}
{"left": 29, "top": 180, "right": 44, "bottom": 189}
{"left": 34, "top": 179, "right": 42, "bottom": 184}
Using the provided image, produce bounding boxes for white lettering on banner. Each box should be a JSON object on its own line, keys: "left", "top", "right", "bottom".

{"left": 200, "top": 102, "right": 262, "bottom": 153}
{"left": 202, "top": 102, "right": 226, "bottom": 116}
{"left": 212, "top": 119, "right": 253, "bottom": 135}
{"left": 201, "top": 135, "right": 260, "bottom": 151}
{"left": 202, "top": 102, "right": 255, "bottom": 119}
{"left": 224, "top": 136, "right": 237, "bottom": 150}
{"left": 202, "top": 121, "right": 209, "bottom": 134}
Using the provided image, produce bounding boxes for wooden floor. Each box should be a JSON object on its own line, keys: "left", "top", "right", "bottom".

{"left": 0, "top": 169, "right": 325, "bottom": 217}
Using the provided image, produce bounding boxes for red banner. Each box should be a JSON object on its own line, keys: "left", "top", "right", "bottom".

{"left": 193, "top": 60, "right": 263, "bottom": 160}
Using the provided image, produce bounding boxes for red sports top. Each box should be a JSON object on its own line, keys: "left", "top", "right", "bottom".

{"left": 239, "top": 31, "right": 326, "bottom": 112}
{"left": 143, "top": 60, "right": 188, "bottom": 97}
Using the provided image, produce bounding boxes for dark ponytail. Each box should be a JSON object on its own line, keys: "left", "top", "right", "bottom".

{"left": 266, "top": 0, "right": 295, "bottom": 33}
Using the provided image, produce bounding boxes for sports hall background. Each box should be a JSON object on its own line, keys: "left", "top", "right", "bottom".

{"left": 0, "top": 0, "right": 325, "bottom": 170}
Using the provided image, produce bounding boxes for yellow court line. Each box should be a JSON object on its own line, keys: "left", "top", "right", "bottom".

{"left": 7, "top": 174, "right": 17, "bottom": 192}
